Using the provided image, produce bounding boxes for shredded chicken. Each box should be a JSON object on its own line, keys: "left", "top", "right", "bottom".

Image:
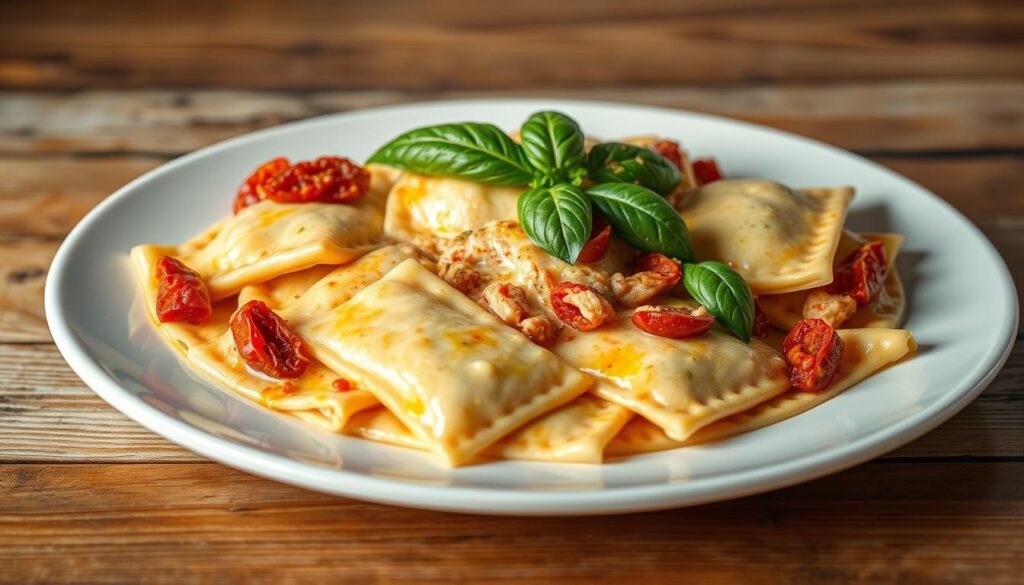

{"left": 610, "top": 270, "right": 675, "bottom": 307}
{"left": 517, "top": 315, "right": 556, "bottom": 346}
{"left": 562, "top": 288, "right": 614, "bottom": 326}
{"left": 481, "top": 283, "right": 528, "bottom": 325}
{"left": 439, "top": 261, "right": 481, "bottom": 295}
{"left": 480, "top": 282, "right": 556, "bottom": 346}
{"left": 803, "top": 289, "right": 857, "bottom": 328}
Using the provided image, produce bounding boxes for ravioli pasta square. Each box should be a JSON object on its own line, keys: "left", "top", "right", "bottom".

{"left": 130, "top": 243, "right": 237, "bottom": 351}
{"left": 554, "top": 310, "right": 790, "bottom": 442}
{"left": 606, "top": 328, "right": 916, "bottom": 456}
{"left": 132, "top": 165, "right": 395, "bottom": 301}
{"left": 486, "top": 394, "right": 634, "bottom": 463}
{"left": 301, "top": 259, "right": 593, "bottom": 466}
{"left": 341, "top": 395, "right": 632, "bottom": 464}
{"left": 758, "top": 231, "right": 905, "bottom": 330}
{"left": 384, "top": 173, "right": 522, "bottom": 244}
{"left": 183, "top": 245, "right": 426, "bottom": 432}
{"left": 677, "top": 179, "right": 854, "bottom": 294}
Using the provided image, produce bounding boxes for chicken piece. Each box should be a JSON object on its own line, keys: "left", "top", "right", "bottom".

{"left": 803, "top": 289, "right": 857, "bottom": 328}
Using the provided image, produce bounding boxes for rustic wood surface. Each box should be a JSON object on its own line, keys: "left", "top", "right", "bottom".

{"left": 1, "top": 1, "right": 1022, "bottom": 583}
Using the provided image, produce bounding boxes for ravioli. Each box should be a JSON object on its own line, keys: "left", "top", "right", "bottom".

{"left": 131, "top": 165, "right": 395, "bottom": 301}
{"left": 341, "top": 394, "right": 632, "bottom": 464}
{"left": 606, "top": 328, "right": 916, "bottom": 456}
{"left": 130, "top": 243, "right": 236, "bottom": 351}
{"left": 300, "top": 259, "right": 593, "bottom": 466}
{"left": 184, "top": 245, "right": 426, "bottom": 432}
{"left": 187, "top": 334, "right": 379, "bottom": 432}
{"left": 553, "top": 307, "right": 790, "bottom": 442}
{"left": 486, "top": 394, "right": 634, "bottom": 463}
{"left": 676, "top": 179, "right": 853, "bottom": 294}
{"left": 758, "top": 231, "right": 905, "bottom": 330}
{"left": 384, "top": 173, "right": 523, "bottom": 245}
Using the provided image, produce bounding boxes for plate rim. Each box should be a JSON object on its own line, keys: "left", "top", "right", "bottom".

{"left": 44, "top": 98, "right": 1019, "bottom": 515}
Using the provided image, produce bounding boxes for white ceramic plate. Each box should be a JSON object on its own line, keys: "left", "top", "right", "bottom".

{"left": 46, "top": 100, "right": 1017, "bottom": 515}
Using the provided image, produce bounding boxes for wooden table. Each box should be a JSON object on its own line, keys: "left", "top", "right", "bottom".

{"left": 1, "top": 1, "right": 1022, "bottom": 582}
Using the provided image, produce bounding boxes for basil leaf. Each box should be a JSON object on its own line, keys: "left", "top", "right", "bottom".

{"left": 520, "top": 111, "right": 586, "bottom": 184}
{"left": 584, "top": 182, "right": 694, "bottom": 262}
{"left": 517, "top": 183, "right": 592, "bottom": 264}
{"left": 683, "top": 261, "right": 755, "bottom": 343}
{"left": 367, "top": 123, "right": 533, "bottom": 185}
{"left": 586, "top": 142, "right": 682, "bottom": 196}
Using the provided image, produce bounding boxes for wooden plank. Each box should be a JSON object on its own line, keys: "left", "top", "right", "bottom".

{"left": 1, "top": 340, "right": 1021, "bottom": 463}
{"left": 0, "top": 241, "right": 55, "bottom": 343}
{"left": 2, "top": 1, "right": 1022, "bottom": 90}
{"left": 0, "top": 461, "right": 1021, "bottom": 584}
{"left": 0, "top": 156, "right": 159, "bottom": 241}
{"left": 3, "top": 83, "right": 1024, "bottom": 154}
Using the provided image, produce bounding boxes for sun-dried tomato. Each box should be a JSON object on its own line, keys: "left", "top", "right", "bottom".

{"left": 550, "top": 282, "right": 614, "bottom": 331}
{"left": 234, "top": 157, "right": 290, "bottom": 214}
{"left": 155, "top": 256, "right": 212, "bottom": 324}
{"left": 692, "top": 158, "right": 723, "bottom": 186}
{"left": 753, "top": 302, "right": 771, "bottom": 338}
{"left": 826, "top": 240, "right": 887, "bottom": 306}
{"left": 260, "top": 156, "right": 370, "bottom": 205}
{"left": 610, "top": 252, "right": 684, "bottom": 307}
{"left": 635, "top": 253, "right": 682, "bottom": 287}
{"left": 332, "top": 378, "right": 353, "bottom": 392}
{"left": 649, "top": 140, "right": 684, "bottom": 171}
{"left": 230, "top": 300, "right": 309, "bottom": 379}
{"left": 783, "top": 318, "right": 845, "bottom": 392}
{"left": 576, "top": 215, "right": 611, "bottom": 263}
{"left": 632, "top": 305, "right": 716, "bottom": 339}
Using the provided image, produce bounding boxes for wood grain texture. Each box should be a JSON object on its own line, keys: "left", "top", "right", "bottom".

{"left": 1, "top": 462, "right": 1021, "bottom": 584}
{"left": 3, "top": 83, "right": 1023, "bottom": 154}
{"left": 2, "top": 1, "right": 1023, "bottom": 581}
{"left": 2, "top": 0, "right": 1022, "bottom": 90}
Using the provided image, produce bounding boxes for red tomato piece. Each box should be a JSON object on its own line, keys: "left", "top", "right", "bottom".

{"left": 155, "top": 256, "right": 212, "bottom": 325}
{"left": 331, "top": 378, "right": 353, "bottom": 392}
{"left": 631, "top": 305, "right": 716, "bottom": 339}
{"left": 635, "top": 252, "right": 682, "bottom": 288}
{"left": 234, "top": 157, "right": 290, "bottom": 214}
{"left": 692, "top": 158, "right": 723, "bottom": 186}
{"left": 259, "top": 156, "right": 370, "bottom": 205}
{"left": 550, "top": 282, "right": 614, "bottom": 331}
{"left": 826, "top": 240, "right": 887, "bottom": 306}
{"left": 753, "top": 303, "right": 771, "bottom": 338}
{"left": 230, "top": 300, "right": 309, "bottom": 379}
{"left": 783, "top": 318, "right": 845, "bottom": 392}
{"left": 576, "top": 215, "right": 611, "bottom": 263}
{"left": 649, "top": 140, "right": 684, "bottom": 170}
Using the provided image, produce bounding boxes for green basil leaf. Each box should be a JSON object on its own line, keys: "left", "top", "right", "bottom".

{"left": 584, "top": 182, "right": 694, "bottom": 262}
{"left": 520, "top": 111, "right": 586, "bottom": 184}
{"left": 586, "top": 142, "right": 682, "bottom": 195}
{"left": 517, "top": 183, "right": 592, "bottom": 264}
{"left": 367, "top": 123, "right": 533, "bottom": 185}
{"left": 682, "top": 261, "right": 755, "bottom": 343}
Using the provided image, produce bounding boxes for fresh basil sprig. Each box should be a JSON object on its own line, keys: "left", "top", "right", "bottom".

{"left": 682, "top": 261, "right": 755, "bottom": 342}
{"left": 520, "top": 111, "right": 587, "bottom": 186}
{"left": 367, "top": 123, "right": 533, "bottom": 186}
{"left": 517, "top": 183, "right": 592, "bottom": 264}
{"left": 585, "top": 183, "right": 694, "bottom": 263}
{"left": 587, "top": 142, "right": 682, "bottom": 196}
